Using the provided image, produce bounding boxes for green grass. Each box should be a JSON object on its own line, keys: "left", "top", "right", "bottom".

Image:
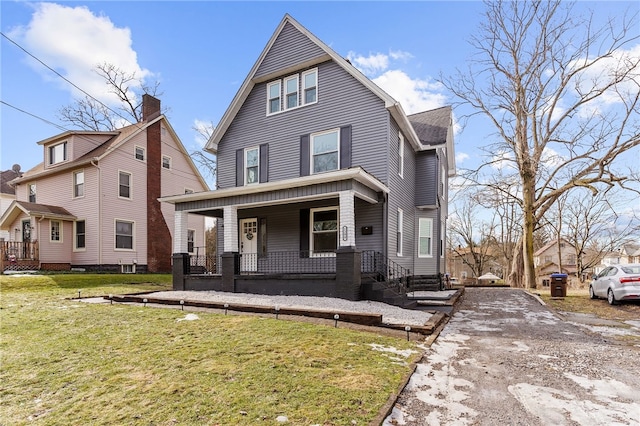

{"left": 0, "top": 274, "right": 420, "bottom": 425}
{"left": 535, "top": 288, "right": 640, "bottom": 322}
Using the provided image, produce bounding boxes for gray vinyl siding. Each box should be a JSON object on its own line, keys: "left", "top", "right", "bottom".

{"left": 354, "top": 198, "right": 383, "bottom": 251}
{"left": 415, "top": 150, "right": 438, "bottom": 207}
{"left": 386, "top": 120, "right": 417, "bottom": 272}
{"left": 255, "top": 22, "right": 326, "bottom": 79}
{"left": 217, "top": 60, "right": 390, "bottom": 190}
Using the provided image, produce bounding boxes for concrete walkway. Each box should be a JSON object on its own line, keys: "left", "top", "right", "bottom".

{"left": 384, "top": 287, "right": 640, "bottom": 425}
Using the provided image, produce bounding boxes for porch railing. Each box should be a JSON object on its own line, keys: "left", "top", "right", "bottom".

{"left": 188, "top": 254, "right": 221, "bottom": 275}
{"left": 240, "top": 251, "right": 336, "bottom": 274}
{"left": 2, "top": 241, "right": 39, "bottom": 261}
{"left": 361, "top": 250, "right": 410, "bottom": 295}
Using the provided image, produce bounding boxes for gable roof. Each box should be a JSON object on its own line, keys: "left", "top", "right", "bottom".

{"left": 205, "top": 14, "right": 455, "bottom": 170}
{"left": 0, "top": 200, "right": 76, "bottom": 230}
{"left": 11, "top": 117, "right": 209, "bottom": 190}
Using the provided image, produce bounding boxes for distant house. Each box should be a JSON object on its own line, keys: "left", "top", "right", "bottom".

{"left": 0, "top": 95, "right": 209, "bottom": 273}
{"left": 533, "top": 238, "right": 597, "bottom": 286}
{"left": 601, "top": 242, "right": 640, "bottom": 267}
{"left": 0, "top": 165, "right": 22, "bottom": 241}
{"left": 161, "top": 15, "right": 455, "bottom": 306}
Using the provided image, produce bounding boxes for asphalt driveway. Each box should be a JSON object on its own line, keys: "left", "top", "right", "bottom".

{"left": 384, "top": 287, "right": 640, "bottom": 425}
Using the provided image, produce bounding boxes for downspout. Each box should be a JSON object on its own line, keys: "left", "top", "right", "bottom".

{"left": 91, "top": 158, "right": 102, "bottom": 266}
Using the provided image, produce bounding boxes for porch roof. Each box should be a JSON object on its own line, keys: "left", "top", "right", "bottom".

{"left": 0, "top": 201, "right": 76, "bottom": 230}
{"left": 160, "top": 167, "right": 388, "bottom": 214}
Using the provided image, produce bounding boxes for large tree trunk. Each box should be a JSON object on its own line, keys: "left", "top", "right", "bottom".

{"left": 521, "top": 180, "right": 537, "bottom": 289}
{"left": 509, "top": 240, "right": 525, "bottom": 288}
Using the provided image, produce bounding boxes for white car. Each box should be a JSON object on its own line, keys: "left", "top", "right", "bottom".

{"left": 589, "top": 263, "right": 640, "bottom": 305}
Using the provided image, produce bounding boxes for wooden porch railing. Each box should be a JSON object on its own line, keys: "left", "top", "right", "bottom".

{"left": 1, "top": 240, "right": 39, "bottom": 271}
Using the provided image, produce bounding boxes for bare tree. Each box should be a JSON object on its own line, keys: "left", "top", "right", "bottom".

{"left": 442, "top": 1, "right": 640, "bottom": 288}
{"left": 191, "top": 120, "right": 217, "bottom": 188}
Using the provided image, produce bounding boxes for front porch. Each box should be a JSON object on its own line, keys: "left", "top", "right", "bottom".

{"left": 1, "top": 241, "right": 39, "bottom": 272}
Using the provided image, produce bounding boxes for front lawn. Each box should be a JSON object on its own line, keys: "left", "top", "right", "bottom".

{"left": 0, "top": 274, "right": 420, "bottom": 425}
{"left": 536, "top": 288, "right": 640, "bottom": 322}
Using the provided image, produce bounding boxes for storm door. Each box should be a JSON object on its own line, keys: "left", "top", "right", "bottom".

{"left": 239, "top": 218, "right": 258, "bottom": 272}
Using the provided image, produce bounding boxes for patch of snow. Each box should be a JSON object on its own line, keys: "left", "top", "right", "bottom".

{"left": 368, "top": 343, "right": 418, "bottom": 358}
{"left": 276, "top": 415, "right": 288, "bottom": 423}
{"left": 177, "top": 313, "right": 199, "bottom": 322}
{"left": 569, "top": 322, "right": 640, "bottom": 338}
{"left": 382, "top": 406, "right": 412, "bottom": 425}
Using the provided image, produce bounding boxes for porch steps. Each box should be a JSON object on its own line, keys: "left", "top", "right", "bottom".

{"left": 409, "top": 275, "right": 442, "bottom": 292}
{"left": 361, "top": 279, "right": 417, "bottom": 309}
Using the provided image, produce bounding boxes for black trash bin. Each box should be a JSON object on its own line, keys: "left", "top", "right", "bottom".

{"left": 550, "top": 273, "right": 568, "bottom": 297}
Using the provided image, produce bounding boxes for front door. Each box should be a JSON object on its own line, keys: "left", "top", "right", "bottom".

{"left": 239, "top": 218, "right": 258, "bottom": 272}
{"left": 22, "top": 220, "right": 32, "bottom": 259}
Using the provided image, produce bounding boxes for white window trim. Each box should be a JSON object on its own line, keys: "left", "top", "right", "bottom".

{"left": 73, "top": 169, "right": 85, "bottom": 199}
{"left": 244, "top": 146, "right": 260, "bottom": 186}
{"left": 267, "top": 80, "right": 282, "bottom": 115}
{"left": 28, "top": 183, "right": 36, "bottom": 203}
{"left": 440, "top": 220, "right": 445, "bottom": 258}
{"left": 397, "top": 208, "right": 403, "bottom": 257}
{"left": 135, "top": 145, "right": 146, "bottom": 161}
{"left": 284, "top": 74, "right": 299, "bottom": 110}
{"left": 310, "top": 128, "right": 340, "bottom": 175}
{"left": 309, "top": 206, "right": 339, "bottom": 257}
{"left": 418, "top": 217, "right": 433, "bottom": 258}
{"left": 301, "top": 68, "right": 318, "bottom": 106}
{"left": 118, "top": 170, "right": 132, "bottom": 200}
{"left": 398, "top": 132, "right": 404, "bottom": 178}
{"left": 74, "top": 219, "right": 86, "bottom": 252}
{"left": 162, "top": 155, "right": 172, "bottom": 170}
{"left": 48, "top": 141, "right": 68, "bottom": 165}
{"left": 114, "top": 219, "right": 135, "bottom": 251}
{"left": 121, "top": 264, "right": 136, "bottom": 274}
{"left": 50, "top": 219, "right": 62, "bottom": 243}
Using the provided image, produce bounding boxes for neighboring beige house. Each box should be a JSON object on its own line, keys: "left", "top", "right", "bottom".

{"left": 600, "top": 242, "right": 640, "bottom": 268}
{"left": 533, "top": 238, "right": 593, "bottom": 287}
{"left": 0, "top": 95, "right": 209, "bottom": 273}
{"left": 0, "top": 165, "right": 22, "bottom": 241}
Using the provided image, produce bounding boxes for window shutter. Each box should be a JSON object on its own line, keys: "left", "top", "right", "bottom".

{"left": 299, "top": 209, "right": 309, "bottom": 258}
{"left": 235, "top": 149, "right": 243, "bottom": 186}
{"left": 340, "top": 125, "right": 352, "bottom": 169}
{"left": 259, "top": 144, "right": 269, "bottom": 183}
{"left": 300, "top": 134, "right": 310, "bottom": 176}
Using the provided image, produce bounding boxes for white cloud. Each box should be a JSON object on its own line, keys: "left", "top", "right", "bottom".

{"left": 347, "top": 51, "right": 389, "bottom": 75}
{"left": 456, "top": 152, "right": 470, "bottom": 164}
{"left": 373, "top": 70, "right": 447, "bottom": 114}
{"left": 389, "top": 50, "right": 413, "bottom": 61}
{"left": 193, "top": 119, "right": 214, "bottom": 148}
{"left": 9, "top": 3, "right": 150, "bottom": 107}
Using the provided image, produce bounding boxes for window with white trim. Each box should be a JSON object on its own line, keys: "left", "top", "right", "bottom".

{"left": 398, "top": 132, "right": 404, "bottom": 178}
{"left": 284, "top": 75, "right": 299, "bottom": 109}
{"left": 310, "top": 207, "right": 338, "bottom": 255}
{"left": 187, "top": 229, "right": 195, "bottom": 253}
{"left": 244, "top": 147, "right": 259, "bottom": 185}
{"left": 73, "top": 170, "right": 84, "bottom": 198}
{"left": 135, "top": 146, "right": 145, "bottom": 161}
{"left": 49, "top": 141, "right": 67, "bottom": 165}
{"left": 267, "top": 81, "right": 281, "bottom": 114}
{"left": 311, "top": 129, "right": 339, "bottom": 174}
{"left": 397, "top": 209, "right": 403, "bottom": 256}
{"left": 302, "top": 69, "right": 317, "bottom": 105}
{"left": 118, "top": 171, "right": 131, "bottom": 199}
{"left": 28, "top": 184, "right": 36, "bottom": 202}
{"left": 115, "top": 220, "right": 134, "bottom": 250}
{"left": 50, "top": 220, "right": 61, "bottom": 242}
{"left": 75, "top": 220, "right": 86, "bottom": 250}
{"left": 418, "top": 218, "right": 433, "bottom": 257}
{"left": 440, "top": 220, "right": 445, "bottom": 258}
{"left": 162, "top": 155, "right": 171, "bottom": 170}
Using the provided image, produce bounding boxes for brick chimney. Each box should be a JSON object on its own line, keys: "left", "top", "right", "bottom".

{"left": 142, "top": 94, "right": 161, "bottom": 121}
{"left": 144, "top": 95, "right": 172, "bottom": 272}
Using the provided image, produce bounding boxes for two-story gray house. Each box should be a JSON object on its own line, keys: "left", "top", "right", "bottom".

{"left": 163, "top": 14, "right": 455, "bottom": 306}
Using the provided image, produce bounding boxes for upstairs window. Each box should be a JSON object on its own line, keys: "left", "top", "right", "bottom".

{"left": 398, "top": 132, "right": 404, "bottom": 178}
{"left": 311, "top": 129, "right": 339, "bottom": 174}
{"left": 267, "top": 68, "right": 317, "bottom": 115}
{"left": 244, "top": 147, "right": 259, "bottom": 185}
{"left": 267, "top": 81, "right": 281, "bottom": 114}
{"left": 135, "top": 146, "right": 145, "bottom": 161}
{"left": 162, "top": 155, "right": 171, "bottom": 170}
{"left": 49, "top": 141, "right": 67, "bottom": 165}
{"left": 284, "top": 75, "right": 299, "bottom": 109}
{"left": 28, "top": 184, "right": 36, "bottom": 203}
{"left": 397, "top": 209, "right": 404, "bottom": 256}
{"left": 302, "top": 69, "right": 317, "bottom": 105}
{"left": 73, "top": 170, "right": 84, "bottom": 198}
{"left": 119, "top": 171, "right": 131, "bottom": 199}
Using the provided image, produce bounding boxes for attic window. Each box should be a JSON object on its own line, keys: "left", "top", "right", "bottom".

{"left": 267, "top": 68, "right": 318, "bottom": 116}
{"left": 49, "top": 141, "right": 67, "bottom": 165}
{"left": 162, "top": 155, "right": 171, "bottom": 170}
{"left": 135, "top": 146, "right": 145, "bottom": 161}
{"left": 267, "top": 81, "right": 281, "bottom": 114}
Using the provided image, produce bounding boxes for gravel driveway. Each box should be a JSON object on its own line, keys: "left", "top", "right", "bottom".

{"left": 384, "top": 288, "right": 640, "bottom": 426}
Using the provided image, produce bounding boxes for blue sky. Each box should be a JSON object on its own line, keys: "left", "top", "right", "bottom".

{"left": 1, "top": 1, "right": 639, "bottom": 223}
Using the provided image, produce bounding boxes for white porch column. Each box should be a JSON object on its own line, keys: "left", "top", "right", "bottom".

{"left": 339, "top": 190, "right": 356, "bottom": 247}
{"left": 223, "top": 205, "right": 238, "bottom": 252}
{"left": 173, "top": 210, "right": 189, "bottom": 253}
